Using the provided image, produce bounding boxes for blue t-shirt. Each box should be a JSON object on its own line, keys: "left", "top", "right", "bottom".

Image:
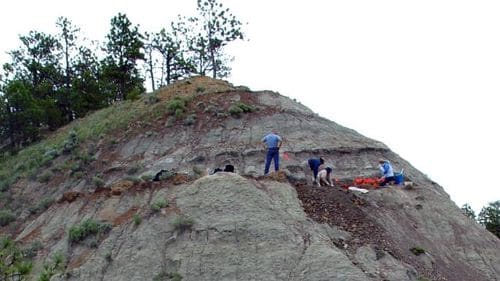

{"left": 262, "top": 133, "right": 282, "bottom": 148}
{"left": 379, "top": 162, "right": 394, "bottom": 177}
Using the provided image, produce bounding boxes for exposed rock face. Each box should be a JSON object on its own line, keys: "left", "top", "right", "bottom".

{"left": 3, "top": 77, "right": 499, "bottom": 280}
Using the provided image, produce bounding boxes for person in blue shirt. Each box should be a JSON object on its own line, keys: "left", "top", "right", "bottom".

{"left": 262, "top": 130, "right": 283, "bottom": 175}
{"left": 378, "top": 159, "right": 395, "bottom": 186}
{"left": 308, "top": 157, "right": 325, "bottom": 187}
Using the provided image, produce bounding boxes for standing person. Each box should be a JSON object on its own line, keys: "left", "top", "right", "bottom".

{"left": 262, "top": 130, "right": 282, "bottom": 175}
{"left": 378, "top": 159, "right": 395, "bottom": 186}
{"left": 308, "top": 157, "right": 324, "bottom": 187}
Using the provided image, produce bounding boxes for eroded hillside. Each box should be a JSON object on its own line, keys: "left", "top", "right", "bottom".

{"left": 0, "top": 76, "right": 499, "bottom": 281}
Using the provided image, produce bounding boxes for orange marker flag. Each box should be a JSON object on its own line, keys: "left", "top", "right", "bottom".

{"left": 283, "top": 151, "right": 290, "bottom": 160}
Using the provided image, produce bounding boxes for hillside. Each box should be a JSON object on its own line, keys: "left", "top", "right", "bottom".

{"left": 0, "top": 76, "right": 499, "bottom": 281}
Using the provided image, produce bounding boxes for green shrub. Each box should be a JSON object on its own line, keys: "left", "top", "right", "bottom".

{"left": 174, "top": 108, "right": 184, "bottom": 118}
{"left": 87, "top": 237, "right": 98, "bottom": 248}
{"left": 141, "top": 173, "right": 154, "bottom": 181}
{"left": 92, "top": 176, "right": 105, "bottom": 188}
{"left": 196, "top": 86, "right": 205, "bottom": 93}
{"left": 104, "top": 251, "right": 113, "bottom": 262}
{"left": 37, "top": 170, "right": 54, "bottom": 183}
{"left": 183, "top": 114, "right": 196, "bottom": 126}
{"left": 68, "top": 219, "right": 111, "bottom": 244}
{"left": 192, "top": 166, "right": 204, "bottom": 176}
{"left": 62, "top": 130, "right": 79, "bottom": 154}
{"left": 38, "top": 252, "right": 64, "bottom": 281}
{"left": 151, "top": 198, "right": 168, "bottom": 212}
{"left": 167, "top": 97, "right": 186, "bottom": 116}
{"left": 125, "top": 176, "right": 142, "bottom": 184}
{"left": 228, "top": 102, "right": 255, "bottom": 117}
{"left": 147, "top": 93, "right": 160, "bottom": 104}
{"left": 171, "top": 215, "right": 194, "bottom": 232}
{"left": 0, "top": 209, "right": 16, "bottom": 226}
{"left": 228, "top": 105, "right": 243, "bottom": 116}
{"left": 410, "top": 246, "right": 426, "bottom": 256}
{"left": 133, "top": 214, "right": 142, "bottom": 226}
{"left": 69, "top": 162, "right": 82, "bottom": 173}
{"left": 75, "top": 151, "right": 94, "bottom": 165}
{"left": 43, "top": 147, "right": 59, "bottom": 160}
{"left": 236, "top": 102, "right": 254, "bottom": 113}
{"left": 72, "top": 171, "right": 85, "bottom": 179}
{"left": 126, "top": 87, "right": 142, "bottom": 101}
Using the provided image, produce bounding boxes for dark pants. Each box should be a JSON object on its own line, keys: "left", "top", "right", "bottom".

{"left": 308, "top": 159, "right": 319, "bottom": 180}
{"left": 380, "top": 176, "right": 395, "bottom": 186}
{"left": 264, "top": 147, "right": 279, "bottom": 174}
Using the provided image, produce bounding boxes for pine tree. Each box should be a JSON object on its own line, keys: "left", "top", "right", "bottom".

{"left": 478, "top": 200, "right": 500, "bottom": 238}
{"left": 56, "top": 17, "right": 81, "bottom": 122}
{"left": 102, "top": 13, "right": 145, "bottom": 101}
{"left": 189, "top": 0, "right": 244, "bottom": 78}
{"left": 461, "top": 203, "right": 476, "bottom": 220}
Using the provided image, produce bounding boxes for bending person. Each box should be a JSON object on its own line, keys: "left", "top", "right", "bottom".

{"left": 308, "top": 157, "right": 324, "bottom": 187}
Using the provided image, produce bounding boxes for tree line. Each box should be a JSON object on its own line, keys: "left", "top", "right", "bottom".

{"left": 462, "top": 200, "right": 500, "bottom": 239}
{"left": 0, "top": 0, "right": 244, "bottom": 151}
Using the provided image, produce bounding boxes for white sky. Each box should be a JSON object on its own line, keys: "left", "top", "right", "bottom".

{"left": 1, "top": 0, "right": 499, "bottom": 213}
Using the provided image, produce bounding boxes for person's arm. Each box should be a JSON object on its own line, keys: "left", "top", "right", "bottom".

{"left": 379, "top": 165, "right": 385, "bottom": 177}
{"left": 262, "top": 136, "right": 267, "bottom": 149}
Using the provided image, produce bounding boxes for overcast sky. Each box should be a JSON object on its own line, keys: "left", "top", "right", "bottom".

{"left": 1, "top": 0, "right": 499, "bottom": 213}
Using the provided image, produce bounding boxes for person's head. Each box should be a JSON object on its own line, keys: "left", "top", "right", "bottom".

{"left": 271, "top": 129, "right": 278, "bottom": 135}
{"left": 320, "top": 157, "right": 324, "bottom": 164}
{"left": 378, "top": 159, "right": 386, "bottom": 164}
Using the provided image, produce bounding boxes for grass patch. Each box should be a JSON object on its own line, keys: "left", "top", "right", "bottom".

{"left": 153, "top": 272, "right": 183, "bottom": 281}
{"left": 0, "top": 209, "right": 16, "bottom": 226}
{"left": 37, "top": 170, "right": 54, "bottom": 183}
{"left": 0, "top": 237, "right": 33, "bottom": 278}
{"left": 171, "top": 215, "right": 194, "bottom": 233}
{"left": 126, "top": 164, "right": 143, "bottom": 175}
{"left": 0, "top": 176, "right": 16, "bottom": 192}
{"left": 28, "top": 197, "right": 55, "bottom": 214}
{"left": 166, "top": 96, "right": 187, "bottom": 116}
{"left": 124, "top": 176, "right": 142, "bottom": 184}
{"left": 410, "top": 246, "right": 426, "bottom": 256}
{"left": 92, "top": 176, "right": 105, "bottom": 188}
{"left": 0, "top": 95, "right": 172, "bottom": 189}
{"left": 151, "top": 198, "right": 168, "bottom": 212}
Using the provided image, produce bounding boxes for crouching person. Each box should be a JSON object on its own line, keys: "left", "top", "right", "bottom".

{"left": 318, "top": 167, "right": 334, "bottom": 187}
{"left": 378, "top": 159, "right": 395, "bottom": 186}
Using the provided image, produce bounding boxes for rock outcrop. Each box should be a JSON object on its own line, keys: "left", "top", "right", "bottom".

{"left": 2, "top": 77, "right": 499, "bottom": 281}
